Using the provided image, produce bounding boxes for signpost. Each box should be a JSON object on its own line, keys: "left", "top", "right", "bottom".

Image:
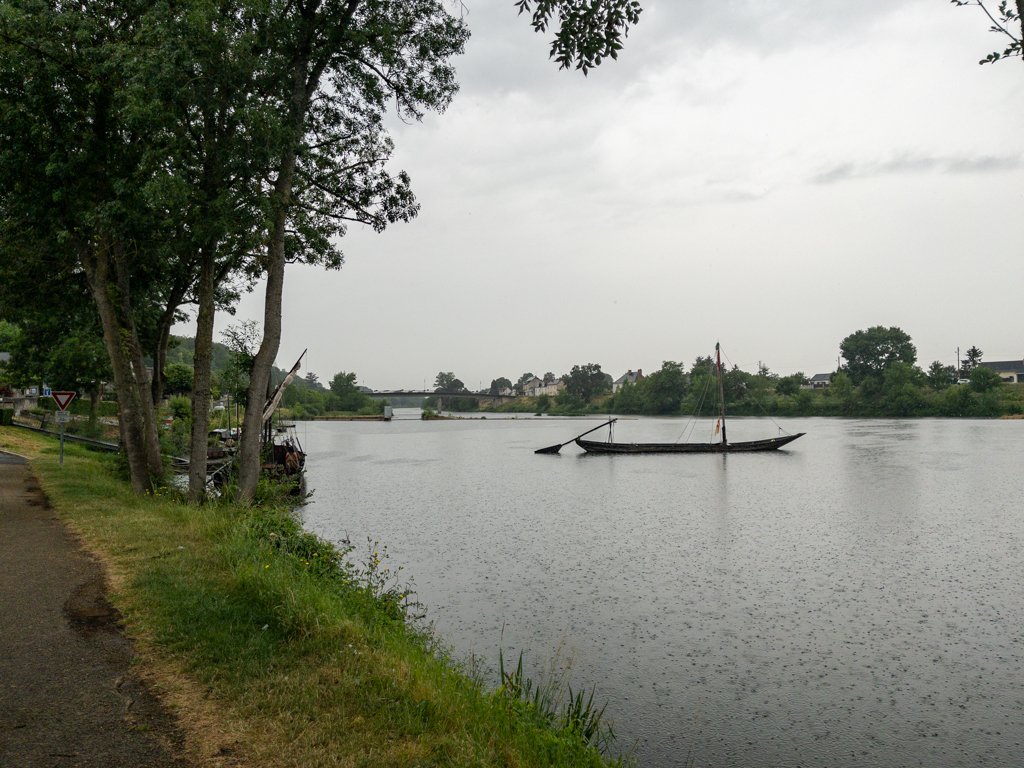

{"left": 51, "top": 391, "right": 76, "bottom": 466}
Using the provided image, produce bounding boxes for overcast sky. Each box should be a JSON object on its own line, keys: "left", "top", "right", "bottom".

{"left": 177, "top": 0, "right": 1024, "bottom": 390}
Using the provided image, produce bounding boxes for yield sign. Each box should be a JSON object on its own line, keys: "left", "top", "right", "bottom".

{"left": 52, "top": 391, "right": 77, "bottom": 411}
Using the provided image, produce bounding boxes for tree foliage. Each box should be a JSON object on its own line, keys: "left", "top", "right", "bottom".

{"left": 638, "top": 361, "right": 686, "bottom": 413}
{"left": 969, "top": 364, "right": 1003, "bottom": 392}
{"left": 516, "top": 0, "right": 642, "bottom": 73}
{"left": 927, "top": 361, "right": 957, "bottom": 390}
{"left": 775, "top": 373, "right": 806, "bottom": 397}
{"left": 489, "top": 377, "right": 513, "bottom": 395}
{"left": 840, "top": 326, "right": 917, "bottom": 385}
{"left": 434, "top": 371, "right": 467, "bottom": 392}
{"left": 563, "top": 363, "right": 611, "bottom": 403}
{"left": 962, "top": 345, "right": 984, "bottom": 373}
{"left": 165, "top": 363, "right": 195, "bottom": 396}
{"left": 952, "top": 0, "right": 1023, "bottom": 64}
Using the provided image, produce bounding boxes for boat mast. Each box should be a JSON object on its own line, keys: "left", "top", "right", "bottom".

{"left": 715, "top": 342, "right": 728, "bottom": 446}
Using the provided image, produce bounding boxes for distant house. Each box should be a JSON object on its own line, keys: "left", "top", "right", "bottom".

{"left": 979, "top": 360, "right": 1024, "bottom": 383}
{"left": 536, "top": 379, "right": 564, "bottom": 397}
{"left": 804, "top": 373, "right": 832, "bottom": 390}
{"left": 521, "top": 376, "right": 544, "bottom": 397}
{"left": 497, "top": 386, "right": 514, "bottom": 397}
{"left": 2, "top": 386, "right": 40, "bottom": 415}
{"left": 612, "top": 369, "right": 643, "bottom": 393}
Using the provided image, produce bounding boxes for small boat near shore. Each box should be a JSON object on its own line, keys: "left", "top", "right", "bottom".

{"left": 537, "top": 343, "right": 805, "bottom": 455}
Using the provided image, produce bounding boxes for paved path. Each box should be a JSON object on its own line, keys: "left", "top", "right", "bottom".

{"left": 0, "top": 450, "right": 186, "bottom": 767}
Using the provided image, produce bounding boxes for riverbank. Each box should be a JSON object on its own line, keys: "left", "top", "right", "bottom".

{"left": 0, "top": 427, "right": 620, "bottom": 768}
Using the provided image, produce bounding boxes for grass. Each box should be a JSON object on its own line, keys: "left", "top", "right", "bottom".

{"left": 0, "top": 427, "right": 623, "bottom": 768}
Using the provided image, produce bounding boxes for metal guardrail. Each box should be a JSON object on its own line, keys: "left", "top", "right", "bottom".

{"left": 11, "top": 421, "right": 121, "bottom": 453}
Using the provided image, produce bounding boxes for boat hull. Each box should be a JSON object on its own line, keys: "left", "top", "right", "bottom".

{"left": 575, "top": 432, "right": 805, "bottom": 454}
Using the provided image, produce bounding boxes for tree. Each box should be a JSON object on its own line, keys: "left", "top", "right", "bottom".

{"left": 127, "top": 0, "right": 277, "bottom": 501}
{"left": 434, "top": 372, "right": 466, "bottom": 392}
{"left": 0, "top": 245, "right": 111, "bottom": 428}
{"left": 328, "top": 371, "right": 374, "bottom": 412}
{"left": 517, "top": 0, "right": 642, "bottom": 74}
{"left": 952, "top": 1, "right": 1022, "bottom": 64}
{"left": 563, "top": 363, "right": 611, "bottom": 403}
{"left": 839, "top": 326, "right": 917, "bottom": 385}
{"left": 489, "top": 377, "right": 513, "bottom": 395}
{"left": 9, "top": 325, "right": 111, "bottom": 426}
{"left": 723, "top": 365, "right": 752, "bottom": 404}
{"left": 610, "top": 379, "right": 642, "bottom": 413}
{"left": 0, "top": 3, "right": 168, "bottom": 492}
{"left": 230, "top": 1, "right": 643, "bottom": 499}
{"left": 638, "top": 361, "right": 686, "bottom": 414}
{"left": 775, "top": 373, "right": 806, "bottom": 397}
{"left": 969, "top": 365, "right": 1003, "bottom": 392}
{"left": 0, "top": 320, "right": 17, "bottom": 352}
{"left": 881, "top": 362, "right": 925, "bottom": 416}
{"left": 927, "top": 361, "right": 957, "bottom": 391}
{"left": 219, "top": 322, "right": 261, "bottom": 407}
{"left": 235, "top": 2, "right": 470, "bottom": 501}
{"left": 164, "top": 364, "right": 195, "bottom": 396}
{"left": 690, "top": 355, "right": 714, "bottom": 375}
{"left": 962, "top": 345, "right": 984, "bottom": 374}
{"left": 829, "top": 370, "right": 855, "bottom": 412}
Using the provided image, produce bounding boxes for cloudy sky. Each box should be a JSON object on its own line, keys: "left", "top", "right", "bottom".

{"left": 179, "top": 0, "right": 1024, "bottom": 390}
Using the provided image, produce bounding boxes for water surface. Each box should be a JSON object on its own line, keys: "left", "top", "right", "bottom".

{"left": 297, "top": 415, "right": 1024, "bottom": 768}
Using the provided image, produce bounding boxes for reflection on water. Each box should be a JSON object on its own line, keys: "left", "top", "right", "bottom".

{"left": 298, "top": 415, "right": 1024, "bottom": 768}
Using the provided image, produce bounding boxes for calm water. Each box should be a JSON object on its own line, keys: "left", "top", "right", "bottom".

{"left": 296, "top": 414, "right": 1024, "bottom": 768}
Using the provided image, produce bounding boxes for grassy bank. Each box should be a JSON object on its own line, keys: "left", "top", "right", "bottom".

{"left": 0, "top": 428, "right": 620, "bottom": 768}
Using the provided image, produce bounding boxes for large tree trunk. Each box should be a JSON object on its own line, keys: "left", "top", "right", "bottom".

{"left": 1018, "top": 2, "right": 1024, "bottom": 53}
{"left": 236, "top": 213, "right": 290, "bottom": 502}
{"left": 236, "top": 49, "right": 311, "bottom": 502}
{"left": 79, "top": 240, "right": 163, "bottom": 493}
{"left": 188, "top": 249, "right": 216, "bottom": 501}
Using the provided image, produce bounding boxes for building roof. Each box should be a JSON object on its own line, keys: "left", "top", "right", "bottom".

{"left": 613, "top": 369, "right": 642, "bottom": 386}
{"left": 979, "top": 360, "right": 1024, "bottom": 374}
{"left": 809, "top": 373, "right": 832, "bottom": 383}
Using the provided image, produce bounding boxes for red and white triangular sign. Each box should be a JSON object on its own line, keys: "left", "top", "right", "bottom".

{"left": 52, "top": 391, "right": 77, "bottom": 411}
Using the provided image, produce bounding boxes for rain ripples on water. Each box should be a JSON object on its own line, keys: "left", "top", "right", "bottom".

{"left": 298, "top": 415, "right": 1024, "bottom": 768}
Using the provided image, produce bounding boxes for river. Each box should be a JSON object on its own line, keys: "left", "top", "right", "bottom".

{"left": 296, "top": 413, "right": 1024, "bottom": 768}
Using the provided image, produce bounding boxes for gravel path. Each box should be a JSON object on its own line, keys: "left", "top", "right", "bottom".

{"left": 0, "top": 450, "right": 187, "bottom": 768}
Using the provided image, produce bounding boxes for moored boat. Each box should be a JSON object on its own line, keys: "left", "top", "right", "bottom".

{"left": 576, "top": 431, "right": 804, "bottom": 454}
{"left": 538, "top": 343, "right": 805, "bottom": 455}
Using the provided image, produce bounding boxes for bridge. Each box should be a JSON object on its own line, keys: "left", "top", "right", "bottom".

{"left": 366, "top": 390, "right": 518, "bottom": 403}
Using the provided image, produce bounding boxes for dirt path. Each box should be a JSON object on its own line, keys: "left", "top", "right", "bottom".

{"left": 0, "top": 450, "right": 187, "bottom": 768}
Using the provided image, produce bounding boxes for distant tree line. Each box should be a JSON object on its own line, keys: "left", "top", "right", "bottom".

{"left": 475, "top": 327, "right": 1022, "bottom": 418}
{"left": 161, "top": 331, "right": 382, "bottom": 418}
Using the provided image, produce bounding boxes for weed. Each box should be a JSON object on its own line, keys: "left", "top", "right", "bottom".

{"left": 499, "top": 649, "right": 620, "bottom": 759}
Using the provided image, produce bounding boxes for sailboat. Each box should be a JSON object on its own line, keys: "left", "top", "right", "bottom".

{"left": 568, "top": 344, "right": 804, "bottom": 454}
{"left": 261, "top": 350, "right": 307, "bottom": 478}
